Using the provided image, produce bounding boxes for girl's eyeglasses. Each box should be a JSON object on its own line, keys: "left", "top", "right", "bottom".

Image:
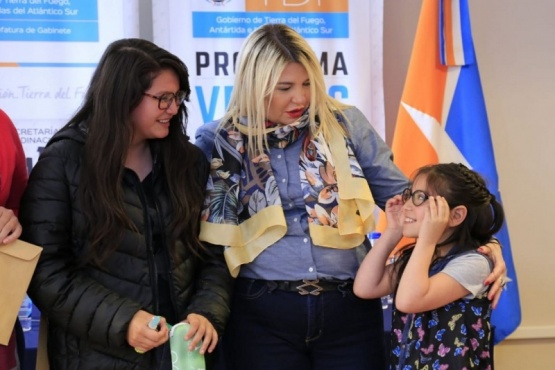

{"left": 401, "top": 188, "right": 430, "bottom": 206}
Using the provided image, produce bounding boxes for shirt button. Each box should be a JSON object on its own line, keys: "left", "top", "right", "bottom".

{"left": 277, "top": 154, "right": 282, "bottom": 159}
{"left": 303, "top": 238, "right": 308, "bottom": 243}
{"left": 289, "top": 203, "right": 293, "bottom": 207}
{"left": 293, "top": 217, "right": 298, "bottom": 222}
{"left": 281, "top": 178, "right": 286, "bottom": 183}
{"left": 308, "top": 267, "right": 314, "bottom": 272}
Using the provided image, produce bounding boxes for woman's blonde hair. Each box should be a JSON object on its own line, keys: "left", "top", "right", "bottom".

{"left": 222, "top": 23, "right": 350, "bottom": 155}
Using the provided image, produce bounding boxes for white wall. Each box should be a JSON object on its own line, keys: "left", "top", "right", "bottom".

{"left": 384, "top": 1, "right": 555, "bottom": 368}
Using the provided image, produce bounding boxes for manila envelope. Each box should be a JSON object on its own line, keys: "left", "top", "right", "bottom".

{"left": 0, "top": 239, "right": 42, "bottom": 345}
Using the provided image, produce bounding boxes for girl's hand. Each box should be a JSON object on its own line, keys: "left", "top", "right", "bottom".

{"left": 127, "top": 310, "right": 169, "bottom": 354}
{"left": 0, "top": 207, "right": 22, "bottom": 244}
{"left": 182, "top": 313, "right": 218, "bottom": 355}
{"left": 384, "top": 194, "right": 404, "bottom": 234}
{"left": 418, "top": 196, "right": 450, "bottom": 247}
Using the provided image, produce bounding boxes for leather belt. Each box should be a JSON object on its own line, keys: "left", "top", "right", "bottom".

{"left": 268, "top": 278, "right": 353, "bottom": 296}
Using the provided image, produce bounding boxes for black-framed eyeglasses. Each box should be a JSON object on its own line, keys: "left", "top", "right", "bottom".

{"left": 401, "top": 188, "right": 430, "bottom": 206}
{"left": 143, "top": 91, "right": 186, "bottom": 110}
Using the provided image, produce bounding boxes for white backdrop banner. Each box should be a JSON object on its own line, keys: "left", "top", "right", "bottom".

{"left": 0, "top": 0, "right": 140, "bottom": 171}
{"left": 153, "top": 0, "right": 385, "bottom": 141}
{"left": 1, "top": 0, "right": 384, "bottom": 171}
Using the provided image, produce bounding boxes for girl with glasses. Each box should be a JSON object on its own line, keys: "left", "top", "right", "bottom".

{"left": 354, "top": 162, "right": 504, "bottom": 369}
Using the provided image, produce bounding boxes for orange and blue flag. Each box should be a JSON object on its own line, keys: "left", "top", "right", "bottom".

{"left": 391, "top": 0, "right": 521, "bottom": 343}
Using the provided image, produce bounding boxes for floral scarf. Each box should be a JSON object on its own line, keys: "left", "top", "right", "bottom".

{"left": 199, "top": 111, "right": 376, "bottom": 277}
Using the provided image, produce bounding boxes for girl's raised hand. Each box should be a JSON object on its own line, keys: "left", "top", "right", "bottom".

{"left": 384, "top": 194, "right": 404, "bottom": 233}
{"left": 418, "top": 196, "right": 450, "bottom": 247}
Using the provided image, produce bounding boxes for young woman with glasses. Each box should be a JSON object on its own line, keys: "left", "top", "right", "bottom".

{"left": 18, "top": 39, "right": 233, "bottom": 370}
{"left": 354, "top": 162, "right": 504, "bottom": 369}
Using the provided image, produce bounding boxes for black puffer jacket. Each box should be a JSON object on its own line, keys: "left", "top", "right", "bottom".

{"left": 19, "top": 125, "right": 233, "bottom": 370}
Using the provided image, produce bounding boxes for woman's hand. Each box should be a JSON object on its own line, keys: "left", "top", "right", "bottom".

{"left": 478, "top": 240, "right": 507, "bottom": 308}
{"left": 126, "top": 310, "right": 169, "bottom": 354}
{"left": 182, "top": 313, "right": 218, "bottom": 355}
{"left": 0, "top": 207, "right": 22, "bottom": 244}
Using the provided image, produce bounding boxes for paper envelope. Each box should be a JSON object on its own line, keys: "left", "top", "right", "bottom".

{"left": 0, "top": 239, "right": 42, "bottom": 345}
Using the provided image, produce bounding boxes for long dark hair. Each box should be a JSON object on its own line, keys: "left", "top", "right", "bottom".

{"left": 67, "top": 38, "right": 205, "bottom": 265}
{"left": 393, "top": 163, "right": 505, "bottom": 286}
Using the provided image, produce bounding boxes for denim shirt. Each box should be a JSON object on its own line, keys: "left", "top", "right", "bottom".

{"left": 195, "top": 106, "right": 407, "bottom": 281}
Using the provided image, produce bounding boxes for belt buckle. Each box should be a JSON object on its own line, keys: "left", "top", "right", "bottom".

{"left": 296, "top": 279, "right": 323, "bottom": 296}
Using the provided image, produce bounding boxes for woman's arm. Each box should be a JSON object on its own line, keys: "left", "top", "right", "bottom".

{"left": 19, "top": 140, "right": 143, "bottom": 347}
{"left": 182, "top": 242, "right": 233, "bottom": 353}
{"left": 3, "top": 116, "right": 28, "bottom": 216}
{"left": 342, "top": 107, "right": 408, "bottom": 209}
{"left": 0, "top": 110, "right": 27, "bottom": 243}
{"left": 180, "top": 153, "right": 234, "bottom": 353}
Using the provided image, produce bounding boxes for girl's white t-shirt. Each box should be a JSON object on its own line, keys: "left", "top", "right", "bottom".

{"left": 439, "top": 253, "right": 492, "bottom": 299}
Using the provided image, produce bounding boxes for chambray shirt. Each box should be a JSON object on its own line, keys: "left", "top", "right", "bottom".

{"left": 195, "top": 107, "right": 407, "bottom": 281}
